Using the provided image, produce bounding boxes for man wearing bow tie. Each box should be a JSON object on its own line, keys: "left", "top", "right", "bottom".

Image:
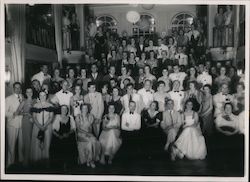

{"left": 197, "top": 66, "right": 212, "bottom": 87}
{"left": 156, "top": 38, "right": 168, "bottom": 59}
{"left": 88, "top": 64, "right": 103, "bottom": 91}
{"left": 51, "top": 80, "right": 73, "bottom": 107}
{"left": 138, "top": 79, "right": 155, "bottom": 109}
{"left": 31, "top": 65, "right": 51, "bottom": 86}
{"left": 169, "top": 64, "right": 187, "bottom": 91}
{"left": 213, "top": 83, "right": 234, "bottom": 117}
{"left": 169, "top": 80, "right": 185, "bottom": 112}
{"left": 121, "top": 101, "right": 141, "bottom": 158}
{"left": 5, "top": 82, "right": 24, "bottom": 167}
{"left": 160, "top": 99, "right": 182, "bottom": 151}
{"left": 84, "top": 81, "right": 104, "bottom": 137}
{"left": 121, "top": 83, "right": 144, "bottom": 114}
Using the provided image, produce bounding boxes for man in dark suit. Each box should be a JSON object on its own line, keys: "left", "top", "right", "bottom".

{"left": 102, "top": 65, "right": 118, "bottom": 83}
{"left": 136, "top": 36, "right": 146, "bottom": 57}
{"left": 158, "top": 50, "right": 173, "bottom": 76}
{"left": 88, "top": 63, "right": 103, "bottom": 91}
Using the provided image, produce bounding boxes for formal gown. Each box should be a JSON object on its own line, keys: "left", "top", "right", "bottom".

{"left": 173, "top": 112, "right": 207, "bottom": 160}
{"left": 141, "top": 110, "right": 164, "bottom": 156}
{"left": 99, "top": 114, "right": 122, "bottom": 156}
{"left": 50, "top": 115, "right": 77, "bottom": 167}
{"left": 76, "top": 114, "right": 101, "bottom": 164}
{"left": 110, "top": 98, "right": 123, "bottom": 115}
{"left": 20, "top": 99, "right": 36, "bottom": 165}
{"left": 200, "top": 95, "right": 213, "bottom": 136}
{"left": 30, "top": 105, "right": 54, "bottom": 163}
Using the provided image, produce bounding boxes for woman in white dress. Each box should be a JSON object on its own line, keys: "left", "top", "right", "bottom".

{"left": 75, "top": 103, "right": 101, "bottom": 168}
{"left": 70, "top": 85, "right": 84, "bottom": 117}
{"left": 30, "top": 91, "right": 54, "bottom": 165}
{"left": 99, "top": 103, "right": 122, "bottom": 165}
{"left": 171, "top": 99, "right": 207, "bottom": 160}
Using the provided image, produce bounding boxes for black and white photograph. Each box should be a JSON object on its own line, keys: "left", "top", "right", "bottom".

{"left": 0, "top": 1, "right": 249, "bottom": 181}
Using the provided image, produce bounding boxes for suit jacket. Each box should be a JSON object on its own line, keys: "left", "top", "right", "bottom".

{"left": 102, "top": 74, "right": 118, "bottom": 83}
{"left": 160, "top": 110, "right": 182, "bottom": 131}
{"left": 5, "top": 94, "right": 23, "bottom": 128}
{"left": 136, "top": 43, "right": 146, "bottom": 57}
{"left": 84, "top": 92, "right": 104, "bottom": 120}
{"left": 88, "top": 73, "right": 103, "bottom": 90}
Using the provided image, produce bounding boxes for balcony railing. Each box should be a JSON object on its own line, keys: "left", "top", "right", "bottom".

{"left": 213, "top": 25, "right": 234, "bottom": 47}
{"left": 26, "top": 22, "right": 56, "bottom": 50}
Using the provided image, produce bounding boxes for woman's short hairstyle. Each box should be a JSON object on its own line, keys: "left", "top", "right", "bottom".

{"left": 184, "top": 99, "right": 194, "bottom": 110}
{"left": 80, "top": 103, "right": 92, "bottom": 112}
{"left": 224, "top": 102, "right": 234, "bottom": 110}
{"left": 60, "top": 105, "right": 69, "bottom": 115}
{"left": 150, "top": 100, "right": 159, "bottom": 111}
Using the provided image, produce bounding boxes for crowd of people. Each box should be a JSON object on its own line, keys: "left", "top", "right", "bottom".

{"left": 5, "top": 22, "right": 245, "bottom": 171}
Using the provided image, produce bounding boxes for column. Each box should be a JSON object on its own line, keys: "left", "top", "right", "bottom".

{"left": 75, "top": 4, "right": 85, "bottom": 49}
{"left": 233, "top": 5, "right": 240, "bottom": 67}
{"left": 207, "top": 5, "right": 217, "bottom": 47}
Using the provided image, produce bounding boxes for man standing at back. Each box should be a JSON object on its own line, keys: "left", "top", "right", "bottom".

{"left": 5, "top": 82, "right": 24, "bottom": 167}
{"left": 31, "top": 65, "right": 51, "bottom": 86}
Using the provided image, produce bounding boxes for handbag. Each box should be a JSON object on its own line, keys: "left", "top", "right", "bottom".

{"left": 37, "top": 130, "right": 45, "bottom": 142}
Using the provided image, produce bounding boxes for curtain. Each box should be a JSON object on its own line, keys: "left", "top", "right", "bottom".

{"left": 6, "top": 4, "right": 26, "bottom": 83}
{"left": 75, "top": 4, "right": 85, "bottom": 49}
{"left": 53, "top": 4, "right": 63, "bottom": 67}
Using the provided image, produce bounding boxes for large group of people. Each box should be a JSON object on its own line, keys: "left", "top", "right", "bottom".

{"left": 5, "top": 21, "right": 245, "bottom": 171}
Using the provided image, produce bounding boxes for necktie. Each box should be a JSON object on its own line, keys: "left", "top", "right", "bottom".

{"left": 174, "top": 91, "right": 179, "bottom": 93}
{"left": 130, "top": 112, "right": 134, "bottom": 115}
{"left": 129, "top": 94, "right": 133, "bottom": 102}
{"left": 169, "top": 110, "right": 173, "bottom": 125}
{"left": 62, "top": 91, "right": 68, "bottom": 94}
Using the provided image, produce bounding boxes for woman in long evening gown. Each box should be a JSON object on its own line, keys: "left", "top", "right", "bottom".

{"left": 99, "top": 104, "right": 122, "bottom": 164}
{"left": 50, "top": 105, "right": 77, "bottom": 170}
{"left": 200, "top": 84, "right": 214, "bottom": 137}
{"left": 171, "top": 99, "right": 207, "bottom": 160}
{"left": 141, "top": 101, "right": 163, "bottom": 158}
{"left": 75, "top": 104, "right": 101, "bottom": 168}
{"left": 70, "top": 85, "right": 84, "bottom": 117}
{"left": 16, "top": 87, "right": 36, "bottom": 166}
{"left": 30, "top": 91, "right": 54, "bottom": 166}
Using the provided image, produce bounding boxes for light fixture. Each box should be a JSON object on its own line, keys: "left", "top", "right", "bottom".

{"left": 141, "top": 4, "right": 155, "bottom": 10}
{"left": 126, "top": 11, "right": 140, "bottom": 24}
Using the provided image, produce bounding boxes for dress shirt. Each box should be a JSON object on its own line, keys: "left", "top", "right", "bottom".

{"left": 138, "top": 88, "right": 155, "bottom": 109}
{"left": 197, "top": 72, "right": 212, "bottom": 86}
{"left": 121, "top": 93, "right": 144, "bottom": 114}
{"left": 31, "top": 71, "right": 51, "bottom": 86}
{"left": 5, "top": 94, "right": 23, "bottom": 128}
{"left": 186, "top": 30, "right": 200, "bottom": 41}
{"left": 121, "top": 111, "right": 141, "bottom": 131}
{"left": 213, "top": 92, "right": 234, "bottom": 117}
{"left": 169, "top": 72, "right": 187, "bottom": 90}
{"left": 169, "top": 90, "right": 185, "bottom": 111}
{"left": 175, "top": 53, "right": 188, "bottom": 66}
{"left": 51, "top": 89, "right": 73, "bottom": 106}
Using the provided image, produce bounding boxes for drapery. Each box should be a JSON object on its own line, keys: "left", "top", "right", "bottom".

{"left": 6, "top": 4, "right": 26, "bottom": 83}
{"left": 53, "top": 4, "right": 63, "bottom": 67}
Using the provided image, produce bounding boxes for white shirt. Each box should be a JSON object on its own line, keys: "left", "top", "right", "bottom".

{"left": 31, "top": 71, "right": 51, "bottom": 86}
{"left": 186, "top": 30, "right": 200, "bottom": 41}
{"left": 197, "top": 72, "right": 212, "bottom": 86}
{"left": 169, "top": 72, "right": 187, "bottom": 90}
{"left": 121, "top": 111, "right": 141, "bottom": 131}
{"left": 169, "top": 90, "right": 185, "bottom": 112}
{"left": 213, "top": 92, "right": 234, "bottom": 117}
{"left": 121, "top": 93, "right": 144, "bottom": 114}
{"left": 51, "top": 90, "right": 73, "bottom": 106}
{"left": 157, "top": 44, "right": 169, "bottom": 58}
{"left": 137, "top": 88, "right": 155, "bottom": 109}
{"left": 175, "top": 53, "right": 188, "bottom": 66}
{"left": 5, "top": 94, "right": 23, "bottom": 128}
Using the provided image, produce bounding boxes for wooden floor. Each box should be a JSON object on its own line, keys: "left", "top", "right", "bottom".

{"left": 6, "top": 137, "right": 244, "bottom": 177}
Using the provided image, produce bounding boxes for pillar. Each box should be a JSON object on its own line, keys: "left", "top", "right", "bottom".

{"left": 75, "top": 4, "right": 85, "bottom": 49}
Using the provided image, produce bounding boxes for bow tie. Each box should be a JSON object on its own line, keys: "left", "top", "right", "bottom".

{"left": 62, "top": 91, "right": 68, "bottom": 94}
{"left": 174, "top": 91, "right": 179, "bottom": 93}
{"left": 130, "top": 112, "right": 134, "bottom": 115}
{"left": 222, "top": 94, "right": 228, "bottom": 96}
{"left": 146, "top": 90, "right": 151, "bottom": 92}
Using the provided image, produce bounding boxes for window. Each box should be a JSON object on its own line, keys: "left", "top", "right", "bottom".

{"left": 171, "top": 12, "right": 195, "bottom": 32}
{"left": 96, "top": 15, "right": 118, "bottom": 33}
{"left": 132, "top": 13, "right": 156, "bottom": 37}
